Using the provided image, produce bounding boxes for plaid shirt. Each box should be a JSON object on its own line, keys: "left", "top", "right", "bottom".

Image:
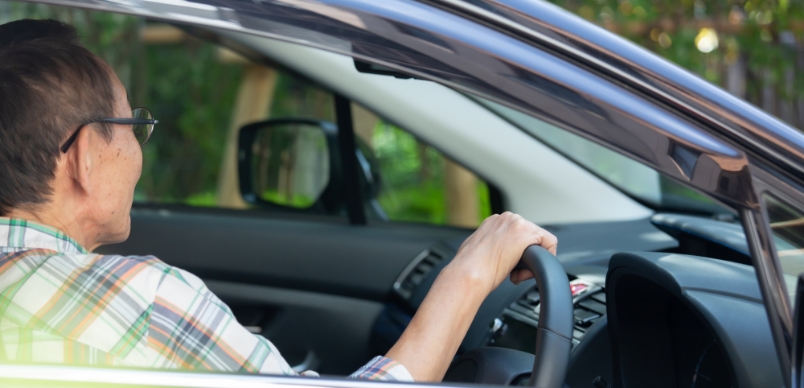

{"left": 0, "top": 218, "right": 411, "bottom": 381}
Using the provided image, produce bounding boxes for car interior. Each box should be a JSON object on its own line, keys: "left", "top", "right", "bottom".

{"left": 7, "top": 4, "right": 801, "bottom": 387}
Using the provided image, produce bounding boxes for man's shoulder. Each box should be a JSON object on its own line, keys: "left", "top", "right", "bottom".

{"left": 97, "top": 253, "right": 170, "bottom": 272}
{"left": 0, "top": 249, "right": 215, "bottom": 324}
{"left": 89, "top": 253, "right": 206, "bottom": 291}
{"left": 75, "top": 252, "right": 175, "bottom": 280}
{"left": 1, "top": 250, "right": 205, "bottom": 300}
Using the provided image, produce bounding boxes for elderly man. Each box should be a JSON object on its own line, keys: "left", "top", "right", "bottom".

{"left": 0, "top": 19, "right": 557, "bottom": 381}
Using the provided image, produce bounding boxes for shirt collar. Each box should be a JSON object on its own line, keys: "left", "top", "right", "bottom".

{"left": 0, "top": 218, "right": 88, "bottom": 254}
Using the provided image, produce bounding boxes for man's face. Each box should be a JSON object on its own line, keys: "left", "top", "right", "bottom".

{"left": 87, "top": 73, "right": 143, "bottom": 247}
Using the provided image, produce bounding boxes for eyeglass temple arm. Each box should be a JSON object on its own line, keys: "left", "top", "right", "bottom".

{"left": 99, "top": 118, "right": 158, "bottom": 125}
{"left": 60, "top": 124, "right": 84, "bottom": 153}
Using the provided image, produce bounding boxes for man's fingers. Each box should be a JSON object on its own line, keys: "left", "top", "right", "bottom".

{"left": 536, "top": 229, "right": 558, "bottom": 256}
{"left": 510, "top": 268, "right": 534, "bottom": 285}
{"left": 509, "top": 216, "right": 558, "bottom": 256}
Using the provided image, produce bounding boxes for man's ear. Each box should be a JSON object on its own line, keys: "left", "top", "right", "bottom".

{"left": 65, "top": 125, "right": 94, "bottom": 196}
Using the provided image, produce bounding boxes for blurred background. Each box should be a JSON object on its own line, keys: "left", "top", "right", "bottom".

{"left": 1, "top": 0, "right": 801, "bottom": 227}
{"left": 554, "top": 0, "right": 804, "bottom": 126}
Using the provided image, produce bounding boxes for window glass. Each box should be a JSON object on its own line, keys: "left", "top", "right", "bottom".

{"left": 0, "top": 9, "right": 333, "bottom": 209}
{"left": 135, "top": 36, "right": 244, "bottom": 208}
{"left": 136, "top": 44, "right": 335, "bottom": 209}
{"left": 352, "top": 104, "right": 493, "bottom": 227}
{"left": 0, "top": 9, "right": 336, "bottom": 210}
{"left": 765, "top": 196, "right": 804, "bottom": 286}
{"left": 475, "top": 97, "right": 728, "bottom": 216}
{"left": 4, "top": 5, "right": 490, "bottom": 227}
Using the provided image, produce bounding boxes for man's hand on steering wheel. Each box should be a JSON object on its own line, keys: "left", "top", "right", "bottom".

{"left": 452, "top": 212, "right": 558, "bottom": 292}
{"left": 386, "top": 212, "right": 558, "bottom": 382}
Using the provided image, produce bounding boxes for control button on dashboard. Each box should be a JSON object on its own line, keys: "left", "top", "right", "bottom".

{"left": 574, "top": 308, "right": 601, "bottom": 327}
{"left": 489, "top": 318, "right": 503, "bottom": 333}
{"left": 591, "top": 292, "right": 606, "bottom": 304}
{"left": 524, "top": 291, "right": 540, "bottom": 305}
{"left": 570, "top": 282, "right": 589, "bottom": 296}
{"left": 578, "top": 299, "right": 607, "bottom": 315}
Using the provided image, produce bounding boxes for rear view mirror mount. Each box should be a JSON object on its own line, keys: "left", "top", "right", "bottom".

{"left": 354, "top": 60, "right": 414, "bottom": 79}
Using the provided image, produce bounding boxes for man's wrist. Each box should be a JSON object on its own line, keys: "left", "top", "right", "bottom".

{"left": 438, "top": 260, "right": 492, "bottom": 303}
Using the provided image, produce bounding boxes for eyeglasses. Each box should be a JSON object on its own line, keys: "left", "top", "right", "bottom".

{"left": 60, "top": 107, "right": 158, "bottom": 153}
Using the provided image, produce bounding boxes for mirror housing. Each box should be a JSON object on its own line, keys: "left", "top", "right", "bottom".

{"left": 238, "top": 119, "right": 344, "bottom": 214}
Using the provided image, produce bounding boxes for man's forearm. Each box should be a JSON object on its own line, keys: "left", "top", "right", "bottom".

{"left": 385, "top": 263, "right": 488, "bottom": 382}
{"left": 385, "top": 213, "right": 555, "bottom": 382}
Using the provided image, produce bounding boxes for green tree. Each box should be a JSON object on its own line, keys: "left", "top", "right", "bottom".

{"left": 550, "top": 0, "right": 804, "bottom": 126}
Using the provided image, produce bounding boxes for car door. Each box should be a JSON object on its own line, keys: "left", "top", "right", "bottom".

{"left": 1, "top": 0, "right": 721, "bottom": 372}
{"left": 140, "top": 0, "right": 796, "bottom": 380}
{"left": 10, "top": 0, "right": 802, "bottom": 384}
{"left": 8, "top": 2, "right": 652, "bottom": 375}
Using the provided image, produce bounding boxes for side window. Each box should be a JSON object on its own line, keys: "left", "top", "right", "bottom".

{"left": 135, "top": 35, "right": 246, "bottom": 208}
{"left": 351, "top": 104, "right": 493, "bottom": 228}
{"left": 128, "top": 26, "right": 336, "bottom": 211}
{"left": 0, "top": 10, "right": 247, "bottom": 210}
{"left": 765, "top": 195, "right": 804, "bottom": 287}
{"left": 132, "top": 26, "right": 492, "bottom": 227}
{"left": 53, "top": 16, "right": 492, "bottom": 227}
{"left": 477, "top": 98, "right": 727, "bottom": 215}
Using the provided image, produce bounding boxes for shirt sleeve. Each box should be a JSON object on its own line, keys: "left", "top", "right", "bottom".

{"left": 152, "top": 265, "right": 413, "bottom": 381}
{"left": 349, "top": 356, "right": 414, "bottom": 381}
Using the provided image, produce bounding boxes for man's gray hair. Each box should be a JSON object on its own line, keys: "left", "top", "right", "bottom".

{"left": 0, "top": 19, "right": 117, "bottom": 215}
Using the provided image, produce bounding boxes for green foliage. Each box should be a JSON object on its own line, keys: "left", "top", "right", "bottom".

{"left": 3, "top": 2, "right": 490, "bottom": 226}
{"left": 3, "top": 3, "right": 141, "bottom": 82}
{"left": 184, "top": 192, "right": 218, "bottom": 207}
{"left": 270, "top": 73, "right": 335, "bottom": 121}
{"left": 372, "top": 122, "right": 448, "bottom": 224}
{"left": 136, "top": 40, "right": 243, "bottom": 203}
{"left": 371, "top": 122, "right": 492, "bottom": 225}
{"left": 260, "top": 190, "right": 315, "bottom": 208}
{"left": 4, "top": 2, "right": 244, "bottom": 205}
{"left": 550, "top": 0, "right": 804, "bottom": 105}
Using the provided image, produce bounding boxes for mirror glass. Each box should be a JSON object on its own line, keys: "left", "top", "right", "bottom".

{"left": 251, "top": 122, "right": 329, "bottom": 208}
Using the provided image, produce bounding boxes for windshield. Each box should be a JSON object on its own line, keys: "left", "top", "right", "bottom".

{"left": 475, "top": 97, "right": 729, "bottom": 216}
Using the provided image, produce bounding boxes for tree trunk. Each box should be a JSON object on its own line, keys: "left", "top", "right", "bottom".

{"left": 796, "top": 47, "right": 804, "bottom": 130}
{"left": 445, "top": 159, "right": 479, "bottom": 228}
{"left": 725, "top": 55, "right": 746, "bottom": 99}
{"left": 761, "top": 67, "right": 776, "bottom": 117}
{"left": 780, "top": 67, "right": 795, "bottom": 125}
{"left": 351, "top": 103, "right": 379, "bottom": 144}
{"left": 216, "top": 65, "right": 277, "bottom": 208}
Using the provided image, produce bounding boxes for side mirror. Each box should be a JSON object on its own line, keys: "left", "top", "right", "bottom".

{"left": 238, "top": 119, "right": 344, "bottom": 213}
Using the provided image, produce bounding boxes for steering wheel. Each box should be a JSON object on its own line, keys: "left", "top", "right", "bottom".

{"left": 444, "top": 245, "right": 574, "bottom": 387}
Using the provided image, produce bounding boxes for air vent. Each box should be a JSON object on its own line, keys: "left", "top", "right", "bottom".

{"left": 394, "top": 249, "right": 444, "bottom": 300}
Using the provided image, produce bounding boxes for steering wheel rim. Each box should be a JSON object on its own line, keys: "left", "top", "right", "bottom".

{"left": 518, "top": 245, "right": 574, "bottom": 387}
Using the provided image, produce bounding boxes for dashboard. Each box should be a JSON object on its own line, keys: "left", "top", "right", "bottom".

{"left": 468, "top": 264, "right": 738, "bottom": 387}
{"left": 370, "top": 214, "right": 786, "bottom": 387}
